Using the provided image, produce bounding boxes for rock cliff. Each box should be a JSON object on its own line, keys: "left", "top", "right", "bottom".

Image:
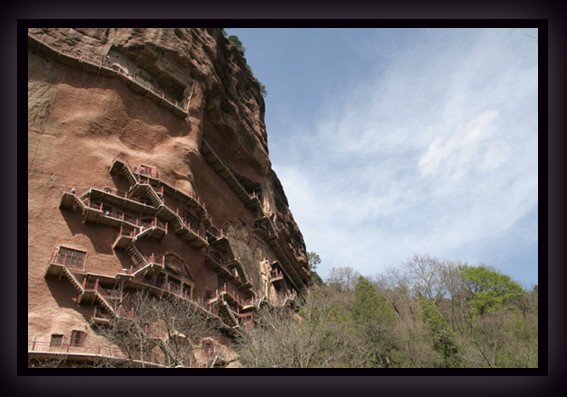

{"left": 27, "top": 28, "right": 311, "bottom": 360}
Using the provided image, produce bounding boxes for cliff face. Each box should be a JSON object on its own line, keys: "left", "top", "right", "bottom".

{"left": 28, "top": 28, "right": 310, "bottom": 351}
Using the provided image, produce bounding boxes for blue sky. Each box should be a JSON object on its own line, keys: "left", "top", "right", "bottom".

{"left": 229, "top": 28, "right": 539, "bottom": 287}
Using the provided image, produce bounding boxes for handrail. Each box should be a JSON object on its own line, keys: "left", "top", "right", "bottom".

{"left": 254, "top": 221, "right": 274, "bottom": 236}
{"left": 93, "top": 307, "right": 110, "bottom": 318}
{"left": 270, "top": 269, "right": 283, "bottom": 279}
{"left": 47, "top": 251, "right": 227, "bottom": 327}
{"left": 84, "top": 280, "right": 97, "bottom": 291}
{"left": 97, "top": 285, "right": 122, "bottom": 301}
{"left": 64, "top": 185, "right": 92, "bottom": 199}
{"left": 139, "top": 217, "right": 167, "bottom": 230}
{"left": 50, "top": 252, "right": 86, "bottom": 271}
{"left": 69, "top": 271, "right": 85, "bottom": 288}
{"left": 124, "top": 248, "right": 165, "bottom": 276}
{"left": 234, "top": 259, "right": 251, "bottom": 283}
{"left": 207, "top": 226, "right": 228, "bottom": 240}
{"left": 70, "top": 187, "right": 170, "bottom": 233}
{"left": 208, "top": 227, "right": 220, "bottom": 238}
{"left": 28, "top": 339, "right": 169, "bottom": 367}
{"left": 116, "top": 226, "right": 136, "bottom": 239}
{"left": 113, "top": 158, "right": 210, "bottom": 219}
{"left": 175, "top": 208, "right": 204, "bottom": 238}
{"left": 112, "top": 155, "right": 134, "bottom": 171}
{"left": 28, "top": 33, "right": 188, "bottom": 118}
{"left": 205, "top": 247, "right": 226, "bottom": 268}
{"left": 28, "top": 340, "right": 125, "bottom": 357}
{"left": 100, "top": 186, "right": 148, "bottom": 205}
{"left": 128, "top": 274, "right": 222, "bottom": 319}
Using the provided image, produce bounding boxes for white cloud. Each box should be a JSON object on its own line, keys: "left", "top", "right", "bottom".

{"left": 418, "top": 109, "right": 508, "bottom": 180}
{"left": 271, "top": 28, "right": 538, "bottom": 283}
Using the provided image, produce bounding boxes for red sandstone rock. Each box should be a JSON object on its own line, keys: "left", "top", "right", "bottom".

{"left": 27, "top": 28, "right": 311, "bottom": 365}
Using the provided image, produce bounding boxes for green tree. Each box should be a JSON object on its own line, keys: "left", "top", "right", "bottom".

{"left": 307, "top": 252, "right": 321, "bottom": 271}
{"left": 227, "top": 33, "right": 267, "bottom": 98}
{"left": 228, "top": 35, "right": 245, "bottom": 56}
{"left": 352, "top": 277, "right": 395, "bottom": 324}
{"left": 258, "top": 82, "right": 268, "bottom": 98}
{"left": 352, "top": 276, "right": 398, "bottom": 366}
{"left": 501, "top": 309, "right": 538, "bottom": 367}
{"left": 307, "top": 251, "right": 324, "bottom": 286}
{"left": 418, "top": 295, "right": 460, "bottom": 367}
{"left": 460, "top": 265, "right": 525, "bottom": 318}
{"left": 418, "top": 295, "right": 450, "bottom": 335}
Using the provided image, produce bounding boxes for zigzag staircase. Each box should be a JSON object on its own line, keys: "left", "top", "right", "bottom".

{"left": 124, "top": 243, "right": 164, "bottom": 278}
{"left": 61, "top": 266, "right": 119, "bottom": 317}
{"left": 111, "top": 159, "right": 137, "bottom": 187}
{"left": 218, "top": 301, "right": 240, "bottom": 328}
{"left": 110, "top": 159, "right": 208, "bottom": 249}
{"left": 110, "top": 160, "right": 163, "bottom": 207}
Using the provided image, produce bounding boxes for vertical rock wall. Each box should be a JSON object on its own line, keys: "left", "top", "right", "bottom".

{"left": 27, "top": 28, "right": 311, "bottom": 350}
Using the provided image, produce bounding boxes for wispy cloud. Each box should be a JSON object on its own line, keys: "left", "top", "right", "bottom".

{"left": 272, "top": 28, "right": 538, "bottom": 282}
{"left": 418, "top": 109, "right": 507, "bottom": 180}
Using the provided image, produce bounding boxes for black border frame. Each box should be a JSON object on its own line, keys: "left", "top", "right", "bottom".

{"left": 10, "top": 2, "right": 557, "bottom": 395}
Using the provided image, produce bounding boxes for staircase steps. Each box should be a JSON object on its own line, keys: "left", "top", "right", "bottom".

{"left": 126, "top": 243, "right": 146, "bottom": 268}
{"left": 145, "top": 187, "right": 163, "bottom": 207}
{"left": 63, "top": 268, "right": 85, "bottom": 293}
{"left": 218, "top": 301, "right": 239, "bottom": 328}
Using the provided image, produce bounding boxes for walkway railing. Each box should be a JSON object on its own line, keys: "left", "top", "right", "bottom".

{"left": 29, "top": 340, "right": 124, "bottom": 357}
{"left": 128, "top": 275, "right": 226, "bottom": 325}
{"left": 270, "top": 269, "right": 284, "bottom": 280}
{"left": 200, "top": 138, "right": 251, "bottom": 204}
{"left": 67, "top": 186, "right": 169, "bottom": 234}
{"left": 172, "top": 181, "right": 208, "bottom": 211}
{"left": 139, "top": 218, "right": 168, "bottom": 233}
{"left": 175, "top": 208, "right": 205, "bottom": 238}
{"left": 116, "top": 226, "right": 136, "bottom": 239}
{"left": 51, "top": 251, "right": 86, "bottom": 271}
{"left": 207, "top": 227, "right": 227, "bottom": 240}
{"left": 100, "top": 186, "right": 148, "bottom": 205}
{"left": 121, "top": 245, "right": 166, "bottom": 277}
{"left": 46, "top": 251, "right": 231, "bottom": 328}
{"left": 28, "top": 33, "right": 189, "bottom": 119}
{"left": 28, "top": 339, "right": 168, "bottom": 367}
{"left": 217, "top": 283, "right": 255, "bottom": 309}
{"left": 93, "top": 307, "right": 113, "bottom": 320}
{"left": 205, "top": 247, "right": 227, "bottom": 267}
{"left": 254, "top": 221, "right": 275, "bottom": 237}
{"left": 112, "top": 157, "right": 209, "bottom": 219}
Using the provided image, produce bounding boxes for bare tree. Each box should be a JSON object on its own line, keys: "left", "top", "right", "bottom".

{"left": 390, "top": 320, "right": 442, "bottom": 368}
{"left": 92, "top": 289, "right": 225, "bottom": 368}
{"left": 399, "top": 253, "right": 447, "bottom": 305}
{"left": 382, "top": 268, "right": 420, "bottom": 322}
{"left": 325, "top": 266, "right": 361, "bottom": 292}
{"left": 438, "top": 259, "right": 472, "bottom": 335}
{"left": 235, "top": 291, "right": 371, "bottom": 368}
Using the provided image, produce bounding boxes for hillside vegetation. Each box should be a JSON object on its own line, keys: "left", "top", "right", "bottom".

{"left": 235, "top": 253, "right": 538, "bottom": 368}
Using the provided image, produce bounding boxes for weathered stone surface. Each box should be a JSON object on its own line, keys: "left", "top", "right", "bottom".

{"left": 27, "top": 28, "right": 311, "bottom": 358}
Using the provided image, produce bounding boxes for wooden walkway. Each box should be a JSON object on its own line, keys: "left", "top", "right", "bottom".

{"left": 28, "top": 33, "right": 189, "bottom": 120}
{"left": 200, "top": 139, "right": 307, "bottom": 295}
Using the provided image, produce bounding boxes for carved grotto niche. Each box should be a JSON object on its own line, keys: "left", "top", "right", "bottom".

{"left": 161, "top": 252, "right": 195, "bottom": 298}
